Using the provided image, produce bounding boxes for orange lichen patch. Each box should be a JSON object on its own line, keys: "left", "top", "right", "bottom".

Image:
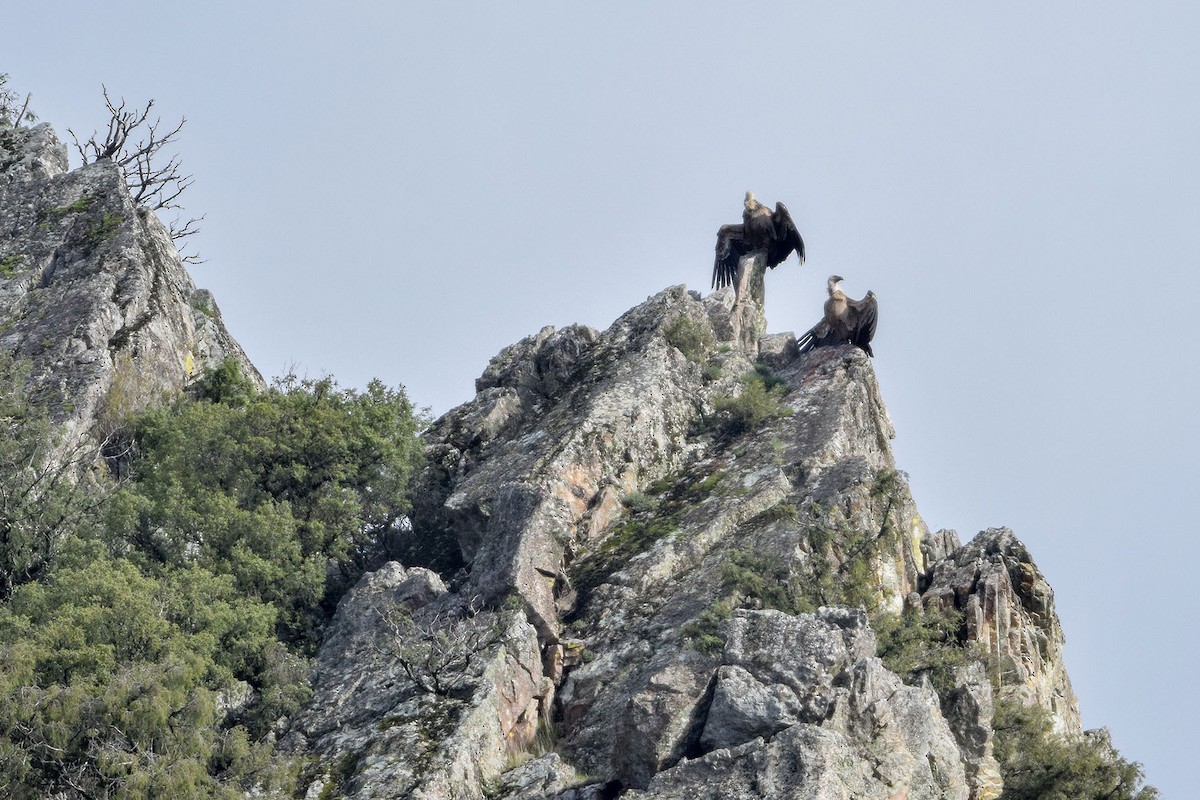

{"left": 582, "top": 486, "right": 625, "bottom": 543}
{"left": 550, "top": 462, "right": 603, "bottom": 521}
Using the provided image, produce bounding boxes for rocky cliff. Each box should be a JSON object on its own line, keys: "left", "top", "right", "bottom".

{"left": 0, "top": 122, "right": 260, "bottom": 450}
{"left": 286, "top": 274, "right": 1084, "bottom": 800}
{"left": 0, "top": 113, "right": 1148, "bottom": 799}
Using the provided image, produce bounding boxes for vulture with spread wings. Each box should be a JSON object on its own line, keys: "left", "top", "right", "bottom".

{"left": 797, "top": 275, "right": 878, "bottom": 357}
{"left": 712, "top": 191, "right": 806, "bottom": 290}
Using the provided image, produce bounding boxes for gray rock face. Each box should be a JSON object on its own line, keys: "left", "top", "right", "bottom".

{"left": 425, "top": 285, "right": 755, "bottom": 642}
{"left": 941, "top": 662, "right": 1004, "bottom": 800}
{"left": 922, "top": 527, "right": 1080, "bottom": 734}
{"left": 700, "top": 608, "right": 875, "bottom": 752}
{"left": 287, "top": 274, "right": 1081, "bottom": 798}
{"left": 0, "top": 122, "right": 260, "bottom": 449}
{"left": 548, "top": 343, "right": 937, "bottom": 791}
{"left": 285, "top": 562, "right": 551, "bottom": 800}
{"left": 669, "top": 608, "right": 969, "bottom": 800}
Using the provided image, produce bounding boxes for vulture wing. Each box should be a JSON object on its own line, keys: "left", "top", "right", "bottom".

{"left": 766, "top": 201, "right": 806, "bottom": 269}
{"left": 796, "top": 318, "right": 850, "bottom": 354}
{"left": 713, "top": 223, "right": 746, "bottom": 289}
{"left": 796, "top": 319, "right": 828, "bottom": 354}
{"left": 848, "top": 291, "right": 878, "bottom": 357}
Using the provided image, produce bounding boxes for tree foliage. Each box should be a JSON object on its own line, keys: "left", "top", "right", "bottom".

{"left": 0, "top": 356, "right": 107, "bottom": 602}
{"left": 0, "top": 557, "right": 293, "bottom": 799}
{"left": 993, "top": 697, "right": 1158, "bottom": 800}
{"left": 0, "top": 358, "right": 425, "bottom": 797}
{"left": 107, "top": 361, "right": 426, "bottom": 649}
{"left": 873, "top": 606, "right": 976, "bottom": 694}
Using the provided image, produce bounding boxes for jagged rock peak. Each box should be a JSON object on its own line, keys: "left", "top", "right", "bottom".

{"left": 0, "top": 121, "right": 261, "bottom": 445}
{"left": 922, "top": 526, "right": 1080, "bottom": 734}
{"left": 294, "top": 283, "right": 989, "bottom": 796}
{"left": 288, "top": 282, "right": 1085, "bottom": 799}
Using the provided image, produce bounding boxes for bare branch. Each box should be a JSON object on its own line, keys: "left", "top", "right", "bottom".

{"left": 70, "top": 87, "right": 203, "bottom": 258}
{"left": 376, "top": 600, "right": 505, "bottom": 697}
{"left": 14, "top": 92, "right": 33, "bottom": 127}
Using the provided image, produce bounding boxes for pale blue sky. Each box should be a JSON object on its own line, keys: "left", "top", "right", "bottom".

{"left": 9, "top": 3, "right": 1198, "bottom": 796}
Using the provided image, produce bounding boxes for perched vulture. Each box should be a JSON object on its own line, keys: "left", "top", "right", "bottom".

{"left": 797, "top": 275, "right": 878, "bottom": 357}
{"left": 712, "top": 191, "right": 806, "bottom": 290}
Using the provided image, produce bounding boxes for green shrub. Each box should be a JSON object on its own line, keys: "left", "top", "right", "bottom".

{"left": 663, "top": 316, "right": 713, "bottom": 362}
{"left": 0, "top": 254, "right": 22, "bottom": 277}
{"left": 84, "top": 212, "right": 123, "bottom": 251}
{"left": 749, "top": 502, "right": 799, "bottom": 525}
{"left": 709, "top": 369, "right": 790, "bottom": 438}
{"left": 993, "top": 697, "right": 1158, "bottom": 800}
{"left": 721, "top": 548, "right": 801, "bottom": 614}
{"left": 752, "top": 363, "right": 788, "bottom": 393}
{"left": 108, "top": 360, "right": 426, "bottom": 649}
{"left": 682, "top": 599, "right": 733, "bottom": 654}
{"left": 873, "top": 607, "right": 974, "bottom": 694}
{"left": 0, "top": 358, "right": 417, "bottom": 796}
{"left": 622, "top": 491, "right": 660, "bottom": 513}
{"left": 0, "top": 557, "right": 295, "bottom": 799}
{"left": 692, "top": 470, "right": 723, "bottom": 497}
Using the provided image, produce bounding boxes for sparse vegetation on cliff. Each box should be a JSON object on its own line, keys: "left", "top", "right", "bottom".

{"left": 709, "top": 366, "right": 791, "bottom": 437}
{"left": 992, "top": 697, "right": 1158, "bottom": 800}
{"left": 874, "top": 606, "right": 975, "bottom": 694}
{"left": 663, "top": 315, "right": 713, "bottom": 362}
{"left": 0, "top": 74, "right": 35, "bottom": 128}
{"left": 68, "top": 86, "right": 203, "bottom": 259}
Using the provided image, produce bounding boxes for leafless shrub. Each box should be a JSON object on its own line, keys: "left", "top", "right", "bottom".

{"left": 68, "top": 86, "right": 203, "bottom": 263}
{"left": 0, "top": 73, "right": 35, "bottom": 127}
{"left": 0, "top": 421, "right": 115, "bottom": 601}
{"left": 377, "top": 597, "right": 505, "bottom": 697}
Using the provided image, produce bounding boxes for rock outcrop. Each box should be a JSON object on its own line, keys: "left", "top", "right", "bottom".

{"left": 0, "top": 117, "right": 1125, "bottom": 799}
{"left": 283, "top": 563, "right": 551, "bottom": 799}
{"left": 0, "top": 122, "right": 260, "bottom": 449}
{"left": 922, "top": 527, "right": 1080, "bottom": 734}
{"left": 288, "top": 277, "right": 1081, "bottom": 799}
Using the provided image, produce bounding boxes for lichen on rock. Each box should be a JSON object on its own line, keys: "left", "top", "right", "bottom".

{"left": 0, "top": 122, "right": 260, "bottom": 453}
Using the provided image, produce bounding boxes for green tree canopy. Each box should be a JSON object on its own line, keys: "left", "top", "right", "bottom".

{"left": 0, "top": 355, "right": 105, "bottom": 601}
{"left": 0, "top": 357, "right": 425, "bottom": 797}
{"left": 993, "top": 698, "right": 1158, "bottom": 800}
{"left": 106, "top": 363, "right": 426, "bottom": 647}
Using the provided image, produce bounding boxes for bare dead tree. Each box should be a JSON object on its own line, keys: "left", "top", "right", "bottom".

{"left": 68, "top": 86, "right": 203, "bottom": 263}
{"left": 0, "top": 73, "right": 36, "bottom": 128}
{"left": 377, "top": 598, "right": 506, "bottom": 697}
